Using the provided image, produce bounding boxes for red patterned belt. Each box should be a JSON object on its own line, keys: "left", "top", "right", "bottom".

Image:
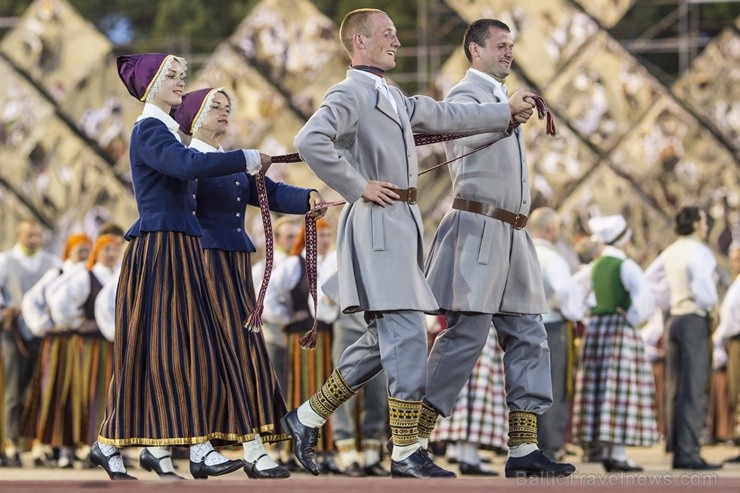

{"left": 452, "top": 197, "right": 528, "bottom": 229}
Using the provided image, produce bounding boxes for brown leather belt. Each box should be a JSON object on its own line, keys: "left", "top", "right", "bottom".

{"left": 452, "top": 197, "right": 528, "bottom": 229}
{"left": 395, "top": 187, "right": 417, "bottom": 204}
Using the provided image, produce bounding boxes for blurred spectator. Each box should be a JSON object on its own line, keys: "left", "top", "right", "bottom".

{"left": 0, "top": 220, "right": 60, "bottom": 467}
{"left": 646, "top": 206, "right": 721, "bottom": 470}
{"left": 529, "top": 208, "right": 585, "bottom": 460}
{"left": 573, "top": 214, "right": 658, "bottom": 472}
{"left": 712, "top": 242, "right": 740, "bottom": 463}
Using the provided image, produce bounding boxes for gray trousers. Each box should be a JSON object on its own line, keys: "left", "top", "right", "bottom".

{"left": 665, "top": 313, "right": 711, "bottom": 462}
{"left": 537, "top": 321, "right": 570, "bottom": 454}
{"left": 336, "top": 310, "right": 427, "bottom": 401}
{"left": 331, "top": 314, "right": 387, "bottom": 441}
{"left": 2, "top": 330, "right": 41, "bottom": 444}
{"left": 425, "top": 311, "right": 552, "bottom": 417}
{"left": 262, "top": 321, "right": 288, "bottom": 395}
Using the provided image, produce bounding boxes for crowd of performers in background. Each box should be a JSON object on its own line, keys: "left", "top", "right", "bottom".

{"left": 0, "top": 204, "right": 738, "bottom": 476}
{"left": 0, "top": 8, "right": 738, "bottom": 481}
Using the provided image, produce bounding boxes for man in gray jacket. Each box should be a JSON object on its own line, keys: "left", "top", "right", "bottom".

{"left": 280, "top": 8, "right": 534, "bottom": 479}
{"left": 422, "top": 19, "right": 575, "bottom": 478}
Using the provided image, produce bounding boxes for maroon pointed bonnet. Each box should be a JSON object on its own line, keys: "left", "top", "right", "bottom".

{"left": 116, "top": 53, "right": 186, "bottom": 102}
{"left": 172, "top": 87, "right": 231, "bottom": 136}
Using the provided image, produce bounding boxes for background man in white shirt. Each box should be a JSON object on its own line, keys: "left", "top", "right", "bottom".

{"left": 529, "top": 208, "right": 585, "bottom": 460}
{"left": 646, "top": 206, "right": 721, "bottom": 470}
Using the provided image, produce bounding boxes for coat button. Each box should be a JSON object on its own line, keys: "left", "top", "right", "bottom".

{"left": 236, "top": 212, "right": 241, "bottom": 217}
{"left": 237, "top": 197, "right": 241, "bottom": 202}
{"left": 192, "top": 194, "right": 196, "bottom": 199}
{"left": 192, "top": 211, "right": 196, "bottom": 215}
{"left": 235, "top": 181, "right": 240, "bottom": 186}
{"left": 237, "top": 228, "right": 242, "bottom": 232}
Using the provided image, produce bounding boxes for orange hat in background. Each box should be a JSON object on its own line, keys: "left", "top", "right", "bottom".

{"left": 63, "top": 233, "right": 92, "bottom": 261}
{"left": 289, "top": 223, "right": 307, "bottom": 256}
{"left": 288, "top": 218, "right": 331, "bottom": 256}
{"left": 87, "top": 234, "right": 123, "bottom": 269}
{"left": 315, "top": 218, "right": 330, "bottom": 231}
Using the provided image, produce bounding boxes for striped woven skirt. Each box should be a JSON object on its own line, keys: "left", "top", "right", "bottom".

{"left": 22, "top": 334, "right": 113, "bottom": 446}
{"left": 201, "top": 249, "right": 288, "bottom": 443}
{"left": 286, "top": 330, "right": 334, "bottom": 451}
{"left": 572, "top": 313, "right": 659, "bottom": 446}
{"left": 81, "top": 336, "right": 113, "bottom": 445}
{"left": 21, "top": 334, "right": 82, "bottom": 447}
{"left": 430, "top": 325, "right": 508, "bottom": 450}
{"left": 98, "top": 231, "right": 256, "bottom": 446}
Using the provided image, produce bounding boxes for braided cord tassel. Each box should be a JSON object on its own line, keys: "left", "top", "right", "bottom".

{"left": 532, "top": 95, "right": 557, "bottom": 136}
{"left": 244, "top": 173, "right": 272, "bottom": 331}
{"left": 299, "top": 200, "right": 346, "bottom": 349}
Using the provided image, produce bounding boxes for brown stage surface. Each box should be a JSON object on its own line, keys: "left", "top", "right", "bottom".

{"left": 0, "top": 443, "right": 738, "bottom": 492}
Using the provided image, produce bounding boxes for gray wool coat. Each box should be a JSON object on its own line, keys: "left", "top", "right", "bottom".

{"left": 424, "top": 70, "right": 548, "bottom": 315}
{"left": 295, "top": 70, "right": 511, "bottom": 313}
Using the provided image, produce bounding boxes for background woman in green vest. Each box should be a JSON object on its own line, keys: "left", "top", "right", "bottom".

{"left": 571, "top": 214, "right": 659, "bottom": 473}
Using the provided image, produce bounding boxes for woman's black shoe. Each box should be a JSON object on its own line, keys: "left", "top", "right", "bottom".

{"left": 603, "top": 458, "right": 644, "bottom": 472}
{"left": 189, "top": 450, "right": 243, "bottom": 479}
{"left": 244, "top": 454, "right": 290, "bottom": 479}
{"left": 89, "top": 442, "right": 137, "bottom": 480}
{"left": 459, "top": 461, "right": 499, "bottom": 476}
{"left": 139, "top": 448, "right": 185, "bottom": 479}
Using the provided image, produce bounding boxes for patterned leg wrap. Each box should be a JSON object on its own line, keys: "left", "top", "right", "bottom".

{"left": 335, "top": 438, "right": 356, "bottom": 455}
{"left": 508, "top": 410, "right": 538, "bottom": 447}
{"left": 388, "top": 398, "right": 421, "bottom": 447}
{"left": 417, "top": 402, "right": 439, "bottom": 440}
{"left": 308, "top": 369, "right": 356, "bottom": 419}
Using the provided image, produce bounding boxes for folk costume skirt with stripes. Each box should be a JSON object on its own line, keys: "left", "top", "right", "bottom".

{"left": 22, "top": 334, "right": 113, "bottom": 447}
{"left": 201, "top": 248, "right": 288, "bottom": 443}
{"left": 81, "top": 335, "right": 113, "bottom": 445}
{"left": 286, "top": 329, "right": 334, "bottom": 452}
{"left": 572, "top": 313, "right": 659, "bottom": 447}
{"left": 430, "top": 326, "right": 508, "bottom": 450}
{"left": 98, "top": 231, "right": 256, "bottom": 446}
{"left": 21, "top": 334, "right": 81, "bottom": 447}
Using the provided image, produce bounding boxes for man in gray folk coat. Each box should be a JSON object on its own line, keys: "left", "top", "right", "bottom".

{"left": 280, "top": 9, "right": 535, "bottom": 479}
{"left": 421, "top": 19, "right": 576, "bottom": 478}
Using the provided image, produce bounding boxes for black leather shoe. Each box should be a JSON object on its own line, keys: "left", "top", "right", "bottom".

{"left": 139, "top": 448, "right": 185, "bottom": 479}
{"left": 278, "top": 457, "right": 303, "bottom": 472}
{"left": 4, "top": 452, "right": 22, "bottom": 468}
{"left": 320, "top": 454, "right": 343, "bottom": 474}
{"left": 505, "top": 450, "right": 576, "bottom": 478}
{"left": 190, "top": 451, "right": 244, "bottom": 479}
{"left": 391, "top": 447, "right": 456, "bottom": 479}
{"left": 364, "top": 462, "right": 390, "bottom": 476}
{"left": 672, "top": 457, "right": 723, "bottom": 470}
{"left": 280, "top": 409, "right": 321, "bottom": 476}
{"left": 459, "top": 461, "right": 499, "bottom": 476}
{"left": 603, "top": 458, "right": 643, "bottom": 472}
{"left": 244, "top": 454, "right": 290, "bottom": 479}
{"left": 342, "top": 461, "right": 366, "bottom": 477}
{"left": 419, "top": 447, "right": 455, "bottom": 477}
{"left": 391, "top": 448, "right": 431, "bottom": 478}
{"left": 89, "top": 442, "right": 137, "bottom": 480}
{"left": 33, "top": 456, "right": 53, "bottom": 467}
